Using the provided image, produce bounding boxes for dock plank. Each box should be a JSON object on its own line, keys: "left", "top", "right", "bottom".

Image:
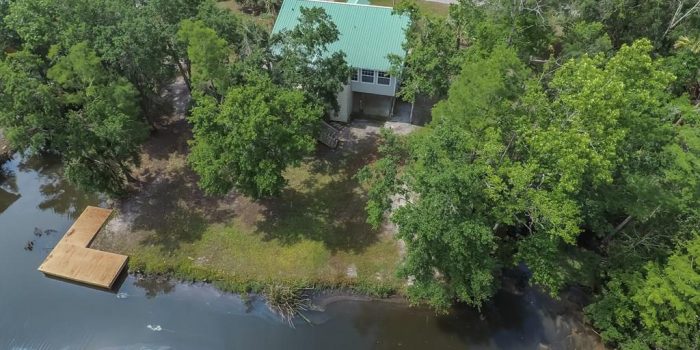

{"left": 38, "top": 206, "right": 127, "bottom": 289}
{"left": 60, "top": 206, "right": 113, "bottom": 246}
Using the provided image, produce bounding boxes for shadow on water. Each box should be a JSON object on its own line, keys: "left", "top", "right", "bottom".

{"left": 41, "top": 267, "right": 129, "bottom": 294}
{"left": 339, "top": 289, "right": 559, "bottom": 350}
{"left": 254, "top": 131, "right": 382, "bottom": 254}
{"left": 15, "top": 154, "right": 101, "bottom": 219}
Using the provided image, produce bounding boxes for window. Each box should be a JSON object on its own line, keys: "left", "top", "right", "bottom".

{"left": 377, "top": 71, "right": 391, "bottom": 85}
{"left": 351, "top": 68, "right": 358, "bottom": 81}
{"left": 361, "top": 69, "right": 375, "bottom": 83}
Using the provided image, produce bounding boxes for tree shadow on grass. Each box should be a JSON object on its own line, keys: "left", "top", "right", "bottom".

{"left": 129, "top": 168, "right": 235, "bottom": 253}
{"left": 254, "top": 129, "right": 382, "bottom": 254}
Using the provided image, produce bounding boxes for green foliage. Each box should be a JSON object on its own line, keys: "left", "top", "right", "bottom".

{"left": 178, "top": 19, "right": 231, "bottom": 94}
{"left": 0, "top": 50, "right": 60, "bottom": 150}
{"left": 196, "top": 0, "right": 243, "bottom": 44}
{"left": 0, "top": 43, "right": 148, "bottom": 194}
{"left": 356, "top": 128, "right": 404, "bottom": 229}
{"left": 578, "top": 0, "right": 700, "bottom": 52}
{"left": 360, "top": 47, "right": 528, "bottom": 309}
{"left": 4, "top": 0, "right": 206, "bottom": 115}
{"left": 666, "top": 38, "right": 700, "bottom": 99}
{"left": 0, "top": 0, "right": 18, "bottom": 54}
{"left": 188, "top": 75, "right": 323, "bottom": 198}
{"left": 361, "top": 37, "right": 700, "bottom": 313}
{"left": 587, "top": 234, "right": 700, "bottom": 349}
{"left": 271, "top": 6, "right": 350, "bottom": 114}
{"left": 390, "top": 4, "right": 460, "bottom": 102}
{"left": 561, "top": 21, "right": 613, "bottom": 59}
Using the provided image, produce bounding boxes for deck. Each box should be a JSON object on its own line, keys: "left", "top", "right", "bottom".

{"left": 38, "top": 206, "right": 127, "bottom": 289}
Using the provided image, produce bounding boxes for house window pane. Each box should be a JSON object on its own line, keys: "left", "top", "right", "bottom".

{"left": 377, "top": 71, "right": 390, "bottom": 85}
{"left": 351, "top": 68, "right": 358, "bottom": 81}
{"left": 361, "top": 69, "right": 375, "bottom": 83}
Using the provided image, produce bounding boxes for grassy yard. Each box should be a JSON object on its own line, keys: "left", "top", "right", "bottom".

{"left": 369, "top": 0, "right": 450, "bottom": 17}
{"left": 216, "top": 1, "right": 276, "bottom": 29}
{"left": 217, "top": 0, "right": 450, "bottom": 27}
{"left": 94, "top": 111, "right": 402, "bottom": 296}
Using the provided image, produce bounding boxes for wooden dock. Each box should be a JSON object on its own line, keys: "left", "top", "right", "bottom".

{"left": 38, "top": 206, "right": 127, "bottom": 289}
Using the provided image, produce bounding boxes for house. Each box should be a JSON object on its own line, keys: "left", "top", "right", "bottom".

{"left": 272, "top": 0, "right": 410, "bottom": 122}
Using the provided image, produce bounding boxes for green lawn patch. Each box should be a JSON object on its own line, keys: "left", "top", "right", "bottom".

{"left": 369, "top": 0, "right": 450, "bottom": 17}
{"left": 100, "top": 122, "right": 402, "bottom": 297}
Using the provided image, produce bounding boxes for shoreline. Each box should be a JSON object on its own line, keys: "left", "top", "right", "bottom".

{"left": 0, "top": 131, "right": 12, "bottom": 165}
{"left": 123, "top": 271, "right": 604, "bottom": 349}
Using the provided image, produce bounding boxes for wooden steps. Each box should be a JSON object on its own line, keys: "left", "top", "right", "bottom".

{"left": 318, "top": 121, "right": 340, "bottom": 148}
{"left": 38, "top": 206, "right": 127, "bottom": 289}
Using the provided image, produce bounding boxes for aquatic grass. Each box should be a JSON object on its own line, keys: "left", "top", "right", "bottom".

{"left": 264, "top": 284, "right": 312, "bottom": 326}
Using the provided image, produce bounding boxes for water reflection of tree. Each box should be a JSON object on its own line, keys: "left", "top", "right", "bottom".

{"left": 18, "top": 154, "right": 101, "bottom": 219}
{"left": 0, "top": 159, "right": 20, "bottom": 214}
{"left": 0, "top": 188, "right": 20, "bottom": 214}
{"left": 133, "top": 275, "right": 177, "bottom": 298}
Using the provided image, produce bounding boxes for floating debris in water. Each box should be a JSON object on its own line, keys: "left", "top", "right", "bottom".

{"left": 24, "top": 240, "right": 34, "bottom": 251}
{"left": 116, "top": 292, "right": 129, "bottom": 299}
{"left": 147, "top": 324, "right": 163, "bottom": 332}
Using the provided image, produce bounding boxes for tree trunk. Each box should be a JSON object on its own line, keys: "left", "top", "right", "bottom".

{"left": 166, "top": 42, "right": 192, "bottom": 92}
{"left": 176, "top": 60, "right": 192, "bottom": 92}
{"left": 602, "top": 215, "right": 633, "bottom": 246}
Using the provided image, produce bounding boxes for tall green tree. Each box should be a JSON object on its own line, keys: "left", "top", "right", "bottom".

{"left": 390, "top": 0, "right": 460, "bottom": 118}
{"left": 271, "top": 6, "right": 350, "bottom": 114}
{"left": 0, "top": 43, "right": 148, "bottom": 194}
{"left": 361, "top": 46, "right": 530, "bottom": 309}
{"left": 177, "top": 19, "right": 231, "bottom": 95}
{"left": 360, "top": 39, "right": 700, "bottom": 311}
{"left": 188, "top": 75, "right": 323, "bottom": 198}
{"left": 0, "top": 50, "right": 60, "bottom": 150}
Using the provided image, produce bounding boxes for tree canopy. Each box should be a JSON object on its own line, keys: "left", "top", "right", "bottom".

{"left": 271, "top": 6, "right": 350, "bottom": 114}
{"left": 188, "top": 75, "right": 322, "bottom": 198}
{"left": 0, "top": 42, "right": 148, "bottom": 194}
{"left": 181, "top": 5, "right": 349, "bottom": 197}
{"left": 362, "top": 1, "right": 700, "bottom": 348}
{"left": 364, "top": 31, "right": 699, "bottom": 341}
{"left": 0, "top": 0, "right": 273, "bottom": 194}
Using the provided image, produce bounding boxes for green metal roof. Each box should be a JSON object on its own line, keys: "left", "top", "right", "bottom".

{"left": 272, "top": 0, "right": 409, "bottom": 71}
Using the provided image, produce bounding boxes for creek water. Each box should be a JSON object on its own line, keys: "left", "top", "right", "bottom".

{"left": 0, "top": 154, "right": 600, "bottom": 349}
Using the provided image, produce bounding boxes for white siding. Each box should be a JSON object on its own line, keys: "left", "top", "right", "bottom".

{"left": 349, "top": 68, "right": 398, "bottom": 96}
{"left": 331, "top": 83, "right": 353, "bottom": 122}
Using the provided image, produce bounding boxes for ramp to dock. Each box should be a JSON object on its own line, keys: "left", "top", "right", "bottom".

{"left": 38, "top": 206, "right": 127, "bottom": 289}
